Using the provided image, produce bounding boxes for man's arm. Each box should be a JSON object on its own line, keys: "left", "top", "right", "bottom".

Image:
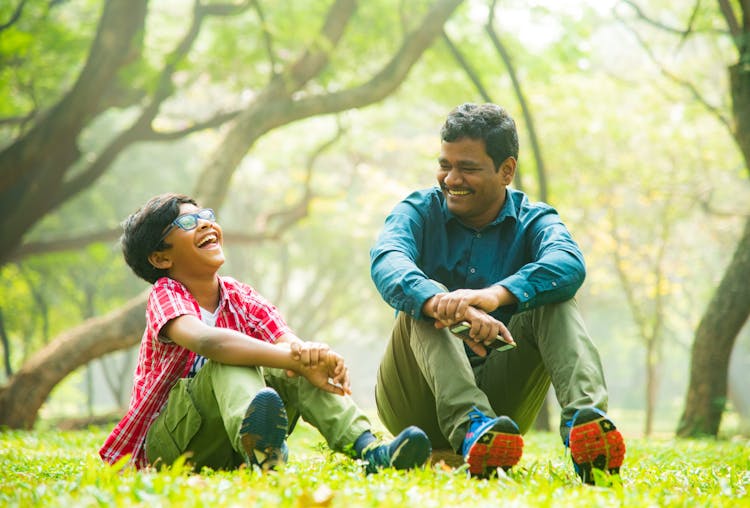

{"left": 431, "top": 212, "right": 584, "bottom": 323}
{"left": 370, "top": 203, "right": 442, "bottom": 320}
{"left": 498, "top": 212, "right": 585, "bottom": 312}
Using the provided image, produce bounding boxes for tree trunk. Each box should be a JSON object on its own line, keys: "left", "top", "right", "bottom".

{"left": 677, "top": 59, "right": 750, "bottom": 437}
{"left": 0, "top": 0, "right": 148, "bottom": 266}
{"left": 533, "top": 389, "right": 552, "bottom": 431}
{"left": 677, "top": 216, "right": 750, "bottom": 436}
{"left": 0, "top": 307, "right": 11, "bottom": 377}
{"left": 645, "top": 342, "right": 655, "bottom": 436}
{"left": 0, "top": 292, "right": 147, "bottom": 429}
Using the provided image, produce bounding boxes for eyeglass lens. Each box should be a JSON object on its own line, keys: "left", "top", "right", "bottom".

{"left": 175, "top": 209, "right": 215, "bottom": 230}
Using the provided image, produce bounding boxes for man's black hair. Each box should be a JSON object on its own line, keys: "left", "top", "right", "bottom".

{"left": 121, "top": 193, "right": 197, "bottom": 283}
{"left": 440, "top": 103, "right": 519, "bottom": 171}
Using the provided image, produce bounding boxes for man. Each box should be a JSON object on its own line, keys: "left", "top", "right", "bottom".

{"left": 370, "top": 103, "right": 625, "bottom": 483}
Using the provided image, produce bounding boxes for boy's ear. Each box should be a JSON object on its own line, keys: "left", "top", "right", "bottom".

{"left": 148, "top": 250, "right": 173, "bottom": 270}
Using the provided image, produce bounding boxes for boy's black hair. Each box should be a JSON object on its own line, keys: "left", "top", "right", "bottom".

{"left": 440, "top": 103, "right": 519, "bottom": 171}
{"left": 121, "top": 193, "right": 197, "bottom": 283}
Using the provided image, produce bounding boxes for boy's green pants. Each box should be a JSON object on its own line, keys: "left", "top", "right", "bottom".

{"left": 375, "top": 298, "right": 609, "bottom": 452}
{"left": 145, "top": 362, "right": 371, "bottom": 470}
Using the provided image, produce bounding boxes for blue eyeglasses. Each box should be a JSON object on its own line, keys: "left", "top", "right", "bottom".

{"left": 157, "top": 208, "right": 216, "bottom": 246}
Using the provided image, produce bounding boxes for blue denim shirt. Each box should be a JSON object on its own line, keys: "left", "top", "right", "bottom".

{"left": 370, "top": 186, "right": 586, "bottom": 324}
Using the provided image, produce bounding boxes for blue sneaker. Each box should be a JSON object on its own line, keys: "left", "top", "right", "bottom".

{"left": 239, "top": 387, "right": 289, "bottom": 471}
{"left": 566, "top": 407, "right": 625, "bottom": 485}
{"left": 461, "top": 407, "right": 523, "bottom": 477}
{"left": 362, "top": 426, "right": 432, "bottom": 474}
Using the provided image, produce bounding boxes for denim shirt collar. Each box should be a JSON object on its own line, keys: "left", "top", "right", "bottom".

{"left": 440, "top": 187, "right": 518, "bottom": 230}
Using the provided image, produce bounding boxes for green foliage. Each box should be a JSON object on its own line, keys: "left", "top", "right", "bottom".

{"left": 1, "top": 425, "right": 749, "bottom": 506}
{"left": 0, "top": 0, "right": 100, "bottom": 123}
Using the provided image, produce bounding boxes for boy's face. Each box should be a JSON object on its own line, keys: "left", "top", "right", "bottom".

{"left": 149, "top": 203, "right": 225, "bottom": 281}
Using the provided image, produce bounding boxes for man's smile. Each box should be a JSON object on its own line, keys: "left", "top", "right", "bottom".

{"left": 444, "top": 187, "right": 472, "bottom": 197}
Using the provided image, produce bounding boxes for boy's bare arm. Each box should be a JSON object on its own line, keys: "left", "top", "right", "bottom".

{"left": 162, "top": 315, "right": 350, "bottom": 395}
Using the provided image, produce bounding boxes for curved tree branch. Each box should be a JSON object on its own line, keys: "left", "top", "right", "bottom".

{"left": 487, "top": 0, "right": 547, "bottom": 201}
{"left": 441, "top": 31, "right": 491, "bottom": 101}
{"left": 54, "top": 0, "right": 252, "bottom": 207}
{"left": 9, "top": 226, "right": 304, "bottom": 262}
{"left": 194, "top": 0, "right": 360, "bottom": 207}
{"left": 263, "top": 121, "right": 345, "bottom": 232}
{"left": 0, "top": 0, "right": 28, "bottom": 33}
{"left": 214, "top": 0, "right": 462, "bottom": 136}
{"left": 0, "top": 0, "right": 148, "bottom": 266}
{"left": 717, "top": 0, "right": 743, "bottom": 47}
{"left": 250, "top": 0, "right": 279, "bottom": 78}
{"left": 0, "top": 0, "right": 147, "bottom": 194}
{"left": 615, "top": 3, "right": 733, "bottom": 134}
{"left": 619, "top": 0, "right": 728, "bottom": 38}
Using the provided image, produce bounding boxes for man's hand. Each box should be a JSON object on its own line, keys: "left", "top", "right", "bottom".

{"left": 422, "top": 289, "right": 516, "bottom": 357}
{"left": 450, "top": 307, "right": 515, "bottom": 357}
{"left": 430, "top": 286, "right": 517, "bottom": 322}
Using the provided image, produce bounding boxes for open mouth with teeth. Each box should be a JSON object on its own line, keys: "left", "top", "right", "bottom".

{"left": 445, "top": 187, "right": 472, "bottom": 197}
{"left": 197, "top": 233, "right": 219, "bottom": 248}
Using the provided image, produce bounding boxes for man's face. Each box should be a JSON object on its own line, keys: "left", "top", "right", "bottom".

{"left": 437, "top": 137, "right": 514, "bottom": 230}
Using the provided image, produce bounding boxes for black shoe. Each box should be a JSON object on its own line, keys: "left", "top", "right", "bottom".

{"left": 239, "top": 388, "right": 289, "bottom": 471}
{"left": 361, "top": 426, "right": 432, "bottom": 474}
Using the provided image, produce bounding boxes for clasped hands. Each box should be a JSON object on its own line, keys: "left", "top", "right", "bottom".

{"left": 423, "top": 286, "right": 516, "bottom": 357}
{"left": 287, "top": 341, "right": 351, "bottom": 396}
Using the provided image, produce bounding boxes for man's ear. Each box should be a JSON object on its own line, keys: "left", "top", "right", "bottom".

{"left": 148, "top": 250, "right": 173, "bottom": 270}
{"left": 500, "top": 157, "right": 516, "bottom": 185}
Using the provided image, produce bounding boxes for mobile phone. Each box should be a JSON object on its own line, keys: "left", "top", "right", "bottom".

{"left": 449, "top": 321, "right": 516, "bottom": 351}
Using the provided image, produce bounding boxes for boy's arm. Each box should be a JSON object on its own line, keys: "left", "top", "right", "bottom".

{"left": 276, "top": 333, "right": 333, "bottom": 368}
{"left": 162, "top": 315, "right": 350, "bottom": 395}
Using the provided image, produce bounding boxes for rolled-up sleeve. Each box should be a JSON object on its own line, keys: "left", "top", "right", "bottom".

{"left": 498, "top": 212, "right": 585, "bottom": 311}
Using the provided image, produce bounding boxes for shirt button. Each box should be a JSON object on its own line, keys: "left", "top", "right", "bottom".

{"left": 469, "top": 268, "right": 476, "bottom": 274}
{"left": 476, "top": 233, "right": 482, "bottom": 238}
{"left": 552, "top": 281, "right": 557, "bottom": 287}
{"left": 524, "top": 292, "right": 529, "bottom": 298}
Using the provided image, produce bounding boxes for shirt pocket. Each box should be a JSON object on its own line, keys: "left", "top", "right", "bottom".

{"left": 145, "top": 378, "right": 202, "bottom": 468}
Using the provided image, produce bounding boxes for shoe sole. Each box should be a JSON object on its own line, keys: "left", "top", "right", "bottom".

{"left": 239, "top": 388, "right": 288, "bottom": 470}
{"left": 389, "top": 428, "right": 432, "bottom": 470}
{"left": 465, "top": 421, "right": 523, "bottom": 477}
{"left": 569, "top": 415, "right": 625, "bottom": 483}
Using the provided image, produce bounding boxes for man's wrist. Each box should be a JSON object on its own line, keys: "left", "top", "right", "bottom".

{"left": 421, "top": 295, "right": 438, "bottom": 319}
{"left": 492, "top": 284, "right": 517, "bottom": 307}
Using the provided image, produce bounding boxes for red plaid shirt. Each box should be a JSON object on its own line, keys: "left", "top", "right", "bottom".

{"left": 99, "top": 276, "right": 291, "bottom": 468}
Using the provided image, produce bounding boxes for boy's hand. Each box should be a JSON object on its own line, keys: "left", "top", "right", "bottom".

{"left": 289, "top": 341, "right": 330, "bottom": 367}
{"left": 290, "top": 349, "right": 351, "bottom": 396}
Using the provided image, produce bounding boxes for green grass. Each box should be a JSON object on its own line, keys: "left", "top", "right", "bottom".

{"left": 1, "top": 423, "right": 749, "bottom": 507}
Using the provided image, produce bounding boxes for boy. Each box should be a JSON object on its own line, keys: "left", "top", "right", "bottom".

{"left": 99, "top": 193, "right": 431, "bottom": 473}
